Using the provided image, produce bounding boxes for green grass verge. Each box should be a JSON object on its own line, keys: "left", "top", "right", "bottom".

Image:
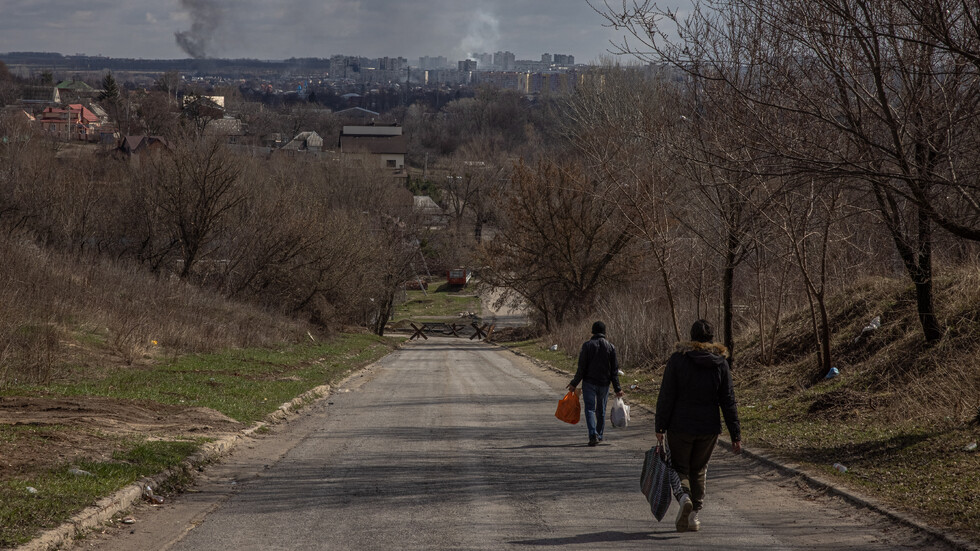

{"left": 391, "top": 289, "right": 482, "bottom": 323}
{"left": 5, "top": 333, "right": 393, "bottom": 425}
{"left": 736, "top": 391, "right": 980, "bottom": 539}
{"left": 504, "top": 337, "right": 980, "bottom": 542}
{"left": 505, "top": 339, "right": 577, "bottom": 373}
{"left": 0, "top": 440, "right": 199, "bottom": 547}
{"left": 0, "top": 332, "right": 395, "bottom": 547}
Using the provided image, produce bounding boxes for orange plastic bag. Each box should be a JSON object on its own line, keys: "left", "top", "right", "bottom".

{"left": 555, "top": 390, "right": 581, "bottom": 424}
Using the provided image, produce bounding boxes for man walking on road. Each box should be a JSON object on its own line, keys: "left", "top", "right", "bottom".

{"left": 656, "top": 319, "right": 742, "bottom": 533}
{"left": 567, "top": 321, "right": 623, "bottom": 447}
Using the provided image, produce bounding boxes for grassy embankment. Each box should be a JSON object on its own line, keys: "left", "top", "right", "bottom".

{"left": 0, "top": 335, "right": 394, "bottom": 547}
{"left": 505, "top": 269, "right": 980, "bottom": 544}
{"left": 0, "top": 238, "right": 399, "bottom": 547}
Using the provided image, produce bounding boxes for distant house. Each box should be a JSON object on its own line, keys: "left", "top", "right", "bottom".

{"left": 340, "top": 93, "right": 362, "bottom": 106}
{"left": 87, "top": 103, "right": 111, "bottom": 125}
{"left": 37, "top": 103, "right": 101, "bottom": 141}
{"left": 120, "top": 135, "right": 169, "bottom": 156}
{"left": 338, "top": 123, "right": 406, "bottom": 170}
{"left": 413, "top": 195, "right": 448, "bottom": 228}
{"left": 280, "top": 131, "right": 324, "bottom": 153}
{"left": 19, "top": 85, "right": 59, "bottom": 105}
{"left": 54, "top": 79, "right": 98, "bottom": 102}
{"left": 261, "top": 133, "right": 285, "bottom": 148}
{"left": 203, "top": 117, "right": 245, "bottom": 144}
{"left": 181, "top": 95, "right": 225, "bottom": 132}
{"left": 182, "top": 95, "right": 225, "bottom": 109}
{"left": 334, "top": 106, "right": 380, "bottom": 121}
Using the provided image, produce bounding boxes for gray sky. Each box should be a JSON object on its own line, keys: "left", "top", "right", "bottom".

{"left": 0, "top": 0, "right": 669, "bottom": 63}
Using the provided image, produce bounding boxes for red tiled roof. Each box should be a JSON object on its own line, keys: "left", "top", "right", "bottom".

{"left": 68, "top": 104, "right": 98, "bottom": 123}
{"left": 39, "top": 105, "right": 99, "bottom": 124}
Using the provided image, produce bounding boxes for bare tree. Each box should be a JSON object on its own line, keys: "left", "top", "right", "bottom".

{"left": 133, "top": 90, "right": 180, "bottom": 138}
{"left": 594, "top": 0, "right": 980, "bottom": 343}
{"left": 556, "top": 66, "right": 687, "bottom": 342}
{"left": 766, "top": 175, "right": 867, "bottom": 379}
{"left": 181, "top": 93, "right": 224, "bottom": 136}
{"left": 479, "top": 160, "right": 637, "bottom": 330}
{"left": 0, "top": 61, "right": 19, "bottom": 107}
{"left": 444, "top": 141, "right": 510, "bottom": 244}
{"left": 133, "top": 136, "right": 246, "bottom": 278}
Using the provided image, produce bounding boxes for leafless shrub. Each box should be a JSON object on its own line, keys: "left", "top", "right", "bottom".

{"left": 0, "top": 234, "right": 313, "bottom": 387}
{"left": 548, "top": 284, "right": 699, "bottom": 371}
{"left": 479, "top": 160, "right": 638, "bottom": 331}
{"left": 7, "top": 323, "right": 60, "bottom": 384}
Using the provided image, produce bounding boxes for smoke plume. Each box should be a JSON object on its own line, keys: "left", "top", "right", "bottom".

{"left": 174, "top": 0, "right": 223, "bottom": 59}
{"left": 459, "top": 10, "right": 500, "bottom": 59}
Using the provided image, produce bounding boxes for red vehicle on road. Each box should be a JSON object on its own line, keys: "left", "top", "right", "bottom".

{"left": 446, "top": 268, "right": 471, "bottom": 287}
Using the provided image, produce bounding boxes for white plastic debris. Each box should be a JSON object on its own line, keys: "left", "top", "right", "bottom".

{"left": 26, "top": 487, "right": 38, "bottom": 494}
{"left": 142, "top": 486, "right": 164, "bottom": 504}
{"left": 549, "top": 344, "right": 558, "bottom": 351}
{"left": 965, "top": 442, "right": 978, "bottom": 452}
{"left": 833, "top": 463, "right": 848, "bottom": 473}
{"left": 854, "top": 316, "right": 882, "bottom": 343}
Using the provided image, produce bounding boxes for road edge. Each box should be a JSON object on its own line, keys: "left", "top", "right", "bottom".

{"left": 504, "top": 345, "right": 980, "bottom": 551}
{"left": 15, "top": 365, "right": 373, "bottom": 551}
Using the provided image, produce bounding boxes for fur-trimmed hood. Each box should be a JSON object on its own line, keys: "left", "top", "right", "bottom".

{"left": 675, "top": 341, "right": 730, "bottom": 359}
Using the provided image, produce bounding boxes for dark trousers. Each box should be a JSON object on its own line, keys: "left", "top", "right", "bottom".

{"left": 666, "top": 432, "right": 719, "bottom": 511}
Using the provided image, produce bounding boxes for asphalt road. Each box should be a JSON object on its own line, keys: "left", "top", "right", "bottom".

{"left": 85, "top": 337, "right": 954, "bottom": 550}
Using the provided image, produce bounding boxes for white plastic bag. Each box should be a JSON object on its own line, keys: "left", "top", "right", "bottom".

{"left": 610, "top": 397, "right": 630, "bottom": 428}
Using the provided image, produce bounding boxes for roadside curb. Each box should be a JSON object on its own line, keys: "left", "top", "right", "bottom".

{"left": 16, "top": 382, "right": 343, "bottom": 551}
{"left": 503, "top": 344, "right": 979, "bottom": 551}
{"left": 725, "top": 440, "right": 980, "bottom": 551}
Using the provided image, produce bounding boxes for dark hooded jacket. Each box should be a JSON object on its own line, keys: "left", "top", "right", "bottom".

{"left": 570, "top": 334, "right": 622, "bottom": 393}
{"left": 655, "top": 341, "right": 741, "bottom": 442}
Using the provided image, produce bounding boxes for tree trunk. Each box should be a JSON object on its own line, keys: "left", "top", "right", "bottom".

{"left": 913, "top": 208, "right": 943, "bottom": 342}
{"left": 817, "top": 293, "right": 833, "bottom": 380}
{"left": 373, "top": 295, "right": 394, "bottom": 337}
{"left": 723, "top": 226, "right": 737, "bottom": 364}
{"left": 659, "top": 262, "right": 682, "bottom": 343}
{"left": 874, "top": 190, "right": 944, "bottom": 344}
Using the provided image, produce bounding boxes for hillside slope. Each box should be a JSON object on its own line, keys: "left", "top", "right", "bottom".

{"left": 733, "top": 268, "right": 980, "bottom": 542}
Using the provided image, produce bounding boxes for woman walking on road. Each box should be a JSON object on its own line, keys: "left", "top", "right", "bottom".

{"left": 655, "top": 319, "right": 742, "bottom": 532}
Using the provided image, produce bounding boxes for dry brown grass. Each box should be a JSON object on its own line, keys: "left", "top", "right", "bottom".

{"left": 541, "top": 262, "right": 980, "bottom": 423}
{"left": 733, "top": 264, "right": 980, "bottom": 424}
{"left": 547, "top": 291, "right": 681, "bottom": 371}
{"left": 0, "top": 237, "right": 314, "bottom": 387}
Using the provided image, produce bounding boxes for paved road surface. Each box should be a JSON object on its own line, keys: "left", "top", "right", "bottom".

{"left": 85, "top": 338, "right": 953, "bottom": 550}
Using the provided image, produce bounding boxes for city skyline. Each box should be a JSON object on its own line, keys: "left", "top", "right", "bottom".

{"left": 0, "top": 0, "right": 691, "bottom": 64}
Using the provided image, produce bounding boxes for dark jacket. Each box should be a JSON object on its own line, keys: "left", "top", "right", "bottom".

{"left": 655, "top": 341, "right": 741, "bottom": 442}
{"left": 570, "top": 334, "right": 622, "bottom": 393}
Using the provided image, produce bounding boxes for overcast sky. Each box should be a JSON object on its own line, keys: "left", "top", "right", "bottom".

{"left": 0, "top": 0, "right": 681, "bottom": 63}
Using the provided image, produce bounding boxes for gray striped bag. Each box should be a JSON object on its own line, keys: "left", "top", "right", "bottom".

{"left": 639, "top": 443, "right": 683, "bottom": 521}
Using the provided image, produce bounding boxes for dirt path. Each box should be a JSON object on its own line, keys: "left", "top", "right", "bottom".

{"left": 0, "top": 396, "right": 241, "bottom": 479}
